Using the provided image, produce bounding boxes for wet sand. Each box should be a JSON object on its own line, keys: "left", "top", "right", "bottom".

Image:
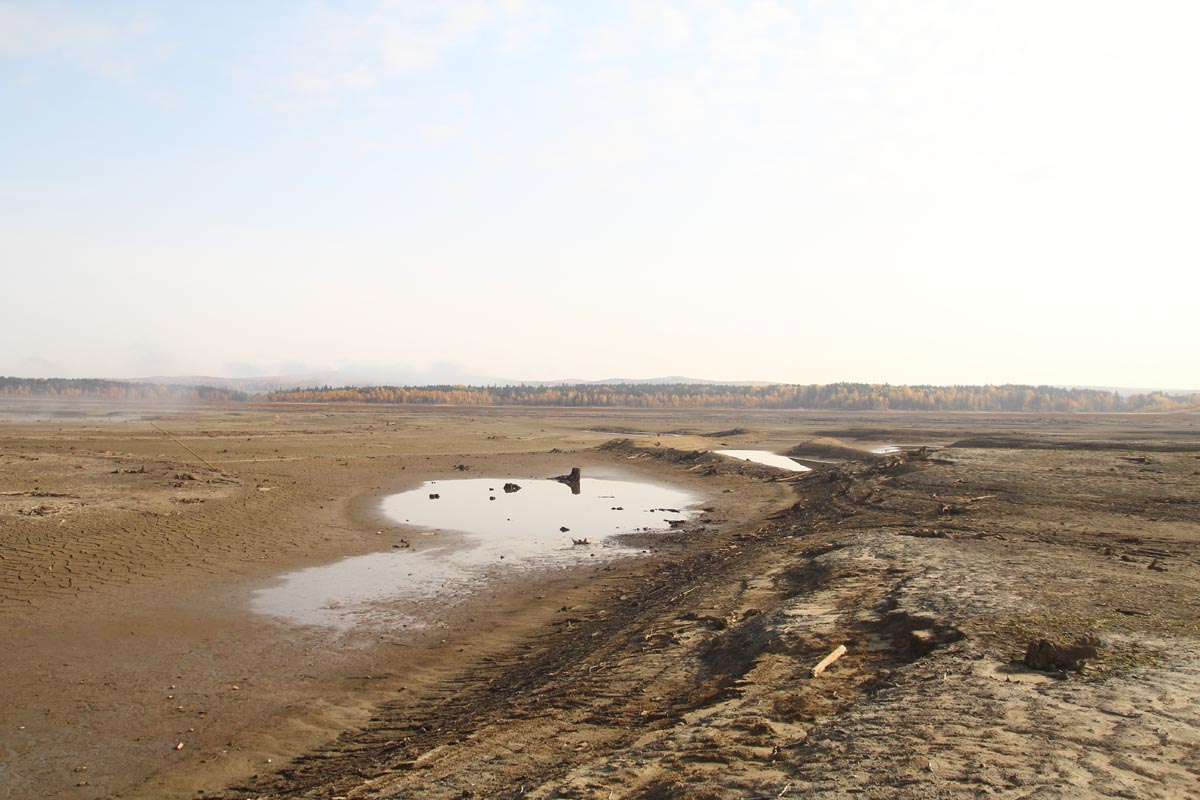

{"left": 0, "top": 403, "right": 788, "bottom": 798}
{"left": 2, "top": 402, "right": 1199, "bottom": 798}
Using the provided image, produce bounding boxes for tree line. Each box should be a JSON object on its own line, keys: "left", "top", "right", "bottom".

{"left": 0, "top": 377, "right": 247, "bottom": 402}
{"left": 4, "top": 377, "right": 1196, "bottom": 412}
{"left": 263, "top": 382, "right": 1199, "bottom": 412}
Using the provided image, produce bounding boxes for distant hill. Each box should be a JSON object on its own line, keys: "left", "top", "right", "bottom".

{"left": 1062, "top": 384, "right": 1200, "bottom": 397}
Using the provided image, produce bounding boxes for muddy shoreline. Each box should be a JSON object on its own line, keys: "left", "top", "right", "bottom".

{"left": 3, "top": 404, "right": 1198, "bottom": 798}
{"left": 0, "top": 404, "right": 790, "bottom": 799}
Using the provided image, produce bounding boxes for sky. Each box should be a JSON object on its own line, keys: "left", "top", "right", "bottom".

{"left": 2, "top": 0, "right": 1198, "bottom": 388}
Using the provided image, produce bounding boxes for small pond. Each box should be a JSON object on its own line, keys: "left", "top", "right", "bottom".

{"left": 714, "top": 450, "right": 811, "bottom": 472}
{"left": 251, "top": 476, "right": 700, "bottom": 630}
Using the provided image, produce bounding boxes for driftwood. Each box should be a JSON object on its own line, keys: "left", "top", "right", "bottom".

{"left": 396, "top": 744, "right": 446, "bottom": 770}
{"left": 810, "top": 644, "right": 847, "bottom": 678}
{"left": 149, "top": 422, "right": 220, "bottom": 472}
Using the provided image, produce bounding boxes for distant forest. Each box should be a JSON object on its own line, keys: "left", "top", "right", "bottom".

{"left": 0, "top": 377, "right": 247, "bottom": 402}
{"left": 3, "top": 377, "right": 1197, "bottom": 412}
{"left": 265, "top": 383, "right": 1199, "bottom": 412}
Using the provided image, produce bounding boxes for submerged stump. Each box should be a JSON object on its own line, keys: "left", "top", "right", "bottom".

{"left": 554, "top": 467, "right": 582, "bottom": 495}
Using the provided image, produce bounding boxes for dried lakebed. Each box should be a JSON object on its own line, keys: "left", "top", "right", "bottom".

{"left": 251, "top": 476, "right": 701, "bottom": 630}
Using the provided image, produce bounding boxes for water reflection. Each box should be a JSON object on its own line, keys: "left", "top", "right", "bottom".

{"left": 714, "top": 450, "right": 811, "bottom": 472}
{"left": 251, "top": 476, "right": 700, "bottom": 630}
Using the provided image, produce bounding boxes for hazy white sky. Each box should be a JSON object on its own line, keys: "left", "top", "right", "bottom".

{"left": 2, "top": 1, "right": 1197, "bottom": 387}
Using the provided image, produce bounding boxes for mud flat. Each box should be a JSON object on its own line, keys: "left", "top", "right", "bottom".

{"left": 2, "top": 403, "right": 1199, "bottom": 798}
{"left": 252, "top": 475, "right": 702, "bottom": 630}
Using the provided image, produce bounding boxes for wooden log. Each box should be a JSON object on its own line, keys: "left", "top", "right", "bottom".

{"left": 810, "top": 644, "right": 847, "bottom": 678}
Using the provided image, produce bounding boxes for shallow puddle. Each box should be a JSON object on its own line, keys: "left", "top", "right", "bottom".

{"left": 714, "top": 450, "right": 811, "bottom": 472}
{"left": 251, "top": 477, "right": 700, "bottom": 630}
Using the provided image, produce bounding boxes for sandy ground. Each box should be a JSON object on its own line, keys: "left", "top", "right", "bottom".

{"left": 1, "top": 402, "right": 1198, "bottom": 799}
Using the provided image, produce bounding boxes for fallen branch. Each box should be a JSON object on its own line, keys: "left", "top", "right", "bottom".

{"left": 149, "top": 422, "right": 220, "bottom": 472}
{"left": 810, "top": 644, "right": 847, "bottom": 678}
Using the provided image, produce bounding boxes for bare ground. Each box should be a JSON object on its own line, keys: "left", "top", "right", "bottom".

{"left": 2, "top": 404, "right": 1198, "bottom": 799}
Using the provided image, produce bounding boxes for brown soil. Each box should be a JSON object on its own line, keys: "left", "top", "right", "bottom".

{"left": 2, "top": 402, "right": 1198, "bottom": 799}
{"left": 783, "top": 436, "right": 877, "bottom": 460}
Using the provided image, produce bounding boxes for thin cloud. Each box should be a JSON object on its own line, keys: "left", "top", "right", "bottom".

{"left": 0, "top": 1, "right": 148, "bottom": 77}
{"left": 281, "top": 0, "right": 549, "bottom": 102}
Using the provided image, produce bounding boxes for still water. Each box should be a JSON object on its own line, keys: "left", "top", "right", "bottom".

{"left": 714, "top": 450, "right": 811, "bottom": 472}
{"left": 251, "top": 477, "right": 700, "bottom": 630}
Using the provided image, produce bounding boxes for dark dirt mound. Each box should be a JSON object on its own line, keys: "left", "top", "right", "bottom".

{"left": 785, "top": 437, "right": 876, "bottom": 460}
{"left": 814, "top": 427, "right": 958, "bottom": 440}
{"left": 950, "top": 436, "right": 1200, "bottom": 452}
{"left": 654, "top": 428, "right": 751, "bottom": 438}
